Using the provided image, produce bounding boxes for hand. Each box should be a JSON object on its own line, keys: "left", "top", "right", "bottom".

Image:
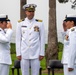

{"left": 17, "top": 56, "right": 22, "bottom": 60}
{"left": 39, "top": 56, "right": 44, "bottom": 61}
{"left": 68, "top": 68, "right": 74, "bottom": 71}
{"left": 63, "top": 21, "right": 67, "bottom": 31}
{"left": 65, "top": 35, "right": 69, "bottom": 40}
{"left": 7, "top": 22, "right": 12, "bottom": 29}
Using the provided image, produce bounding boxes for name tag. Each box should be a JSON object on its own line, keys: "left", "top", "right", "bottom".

{"left": 21, "top": 26, "right": 27, "bottom": 27}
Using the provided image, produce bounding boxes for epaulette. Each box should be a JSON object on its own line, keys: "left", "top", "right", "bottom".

{"left": 35, "top": 19, "right": 42, "bottom": 22}
{"left": 71, "top": 28, "right": 75, "bottom": 31}
{"left": 18, "top": 19, "right": 24, "bottom": 23}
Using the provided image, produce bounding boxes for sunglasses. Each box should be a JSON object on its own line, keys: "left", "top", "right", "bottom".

{"left": 28, "top": 11, "right": 34, "bottom": 12}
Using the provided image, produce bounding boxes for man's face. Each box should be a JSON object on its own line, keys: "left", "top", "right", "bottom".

{"left": 0, "top": 21, "right": 7, "bottom": 29}
{"left": 65, "top": 21, "right": 74, "bottom": 29}
{"left": 25, "top": 11, "right": 35, "bottom": 20}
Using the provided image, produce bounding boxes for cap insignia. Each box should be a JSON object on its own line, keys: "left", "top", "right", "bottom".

{"left": 30, "top": 5, "right": 33, "bottom": 8}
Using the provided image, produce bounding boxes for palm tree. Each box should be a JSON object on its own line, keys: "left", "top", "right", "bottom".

{"left": 46, "top": 0, "right": 58, "bottom": 66}
{"left": 20, "top": 0, "right": 26, "bottom": 19}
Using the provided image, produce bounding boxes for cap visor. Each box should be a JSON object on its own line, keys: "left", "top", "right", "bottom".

{"left": 6, "top": 19, "right": 10, "bottom": 21}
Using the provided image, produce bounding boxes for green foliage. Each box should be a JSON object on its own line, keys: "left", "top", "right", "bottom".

{"left": 10, "top": 43, "right": 16, "bottom": 54}
{"left": 40, "top": 57, "right": 46, "bottom": 69}
{"left": 58, "top": 42, "right": 63, "bottom": 52}
{"left": 45, "top": 44, "right": 48, "bottom": 50}
{"left": 11, "top": 54, "right": 17, "bottom": 65}
{"left": 58, "top": 52, "right": 63, "bottom": 60}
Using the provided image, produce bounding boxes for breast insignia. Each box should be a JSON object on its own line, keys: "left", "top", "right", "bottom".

{"left": 35, "top": 19, "right": 42, "bottom": 22}
{"left": 18, "top": 19, "right": 24, "bottom": 23}
{"left": 34, "top": 26, "right": 39, "bottom": 32}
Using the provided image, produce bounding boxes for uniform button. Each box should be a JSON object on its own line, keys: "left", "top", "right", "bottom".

{"left": 29, "top": 39, "right": 31, "bottom": 41}
{"left": 29, "top": 33, "right": 31, "bottom": 35}
{"left": 29, "top": 46, "right": 31, "bottom": 47}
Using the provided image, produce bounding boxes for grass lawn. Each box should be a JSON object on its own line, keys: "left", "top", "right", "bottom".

{"left": 9, "top": 43, "right": 64, "bottom": 75}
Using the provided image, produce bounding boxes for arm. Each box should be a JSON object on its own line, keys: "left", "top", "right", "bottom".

{"left": 39, "top": 22, "right": 45, "bottom": 60}
{"left": 63, "top": 21, "right": 67, "bottom": 31}
{"left": 16, "top": 22, "right": 22, "bottom": 59}
{"left": 0, "top": 22, "right": 13, "bottom": 43}
{"left": 68, "top": 31, "right": 76, "bottom": 71}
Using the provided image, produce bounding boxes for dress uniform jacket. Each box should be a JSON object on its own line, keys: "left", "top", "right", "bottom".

{"left": 61, "top": 26, "right": 76, "bottom": 68}
{"left": 0, "top": 28, "right": 13, "bottom": 65}
{"left": 16, "top": 18, "right": 45, "bottom": 59}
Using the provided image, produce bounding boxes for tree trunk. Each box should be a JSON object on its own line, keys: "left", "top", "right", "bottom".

{"left": 20, "top": 0, "right": 26, "bottom": 19}
{"left": 46, "top": 0, "right": 58, "bottom": 67}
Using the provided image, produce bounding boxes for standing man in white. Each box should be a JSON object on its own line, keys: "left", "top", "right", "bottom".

{"left": 61, "top": 14, "right": 76, "bottom": 75}
{"left": 0, "top": 14, "right": 13, "bottom": 75}
{"left": 16, "top": 4, "right": 45, "bottom": 75}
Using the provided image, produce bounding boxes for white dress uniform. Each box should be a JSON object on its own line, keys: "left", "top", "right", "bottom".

{"left": 61, "top": 26, "right": 76, "bottom": 75}
{"left": 16, "top": 17, "right": 45, "bottom": 75}
{"left": 0, "top": 28, "right": 13, "bottom": 75}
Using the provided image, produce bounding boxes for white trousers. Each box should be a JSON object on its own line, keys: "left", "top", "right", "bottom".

{"left": 63, "top": 64, "right": 76, "bottom": 75}
{"left": 21, "top": 58, "right": 40, "bottom": 75}
{"left": 0, "top": 63, "right": 9, "bottom": 75}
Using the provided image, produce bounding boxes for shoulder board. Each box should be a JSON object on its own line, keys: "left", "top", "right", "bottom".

{"left": 18, "top": 19, "right": 24, "bottom": 23}
{"left": 71, "top": 28, "right": 75, "bottom": 31}
{"left": 35, "top": 19, "right": 42, "bottom": 22}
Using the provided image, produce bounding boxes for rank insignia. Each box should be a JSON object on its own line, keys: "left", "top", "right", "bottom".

{"left": 23, "top": 30, "right": 25, "bottom": 34}
{"left": 71, "top": 28, "right": 75, "bottom": 31}
{"left": 18, "top": 19, "right": 24, "bottom": 23}
{"left": 34, "top": 26, "right": 39, "bottom": 32}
